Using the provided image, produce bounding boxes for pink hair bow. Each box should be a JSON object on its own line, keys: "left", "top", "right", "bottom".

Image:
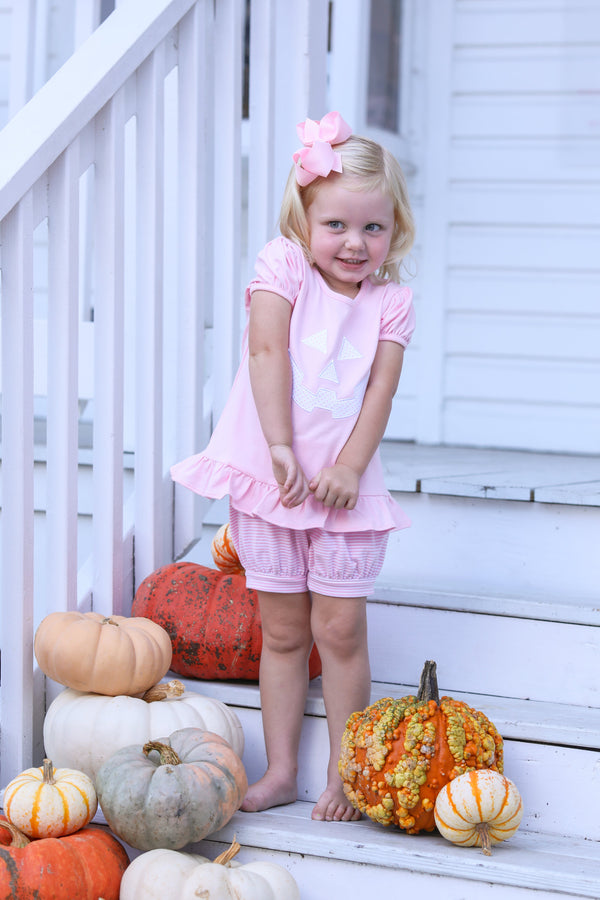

{"left": 293, "top": 111, "right": 352, "bottom": 186}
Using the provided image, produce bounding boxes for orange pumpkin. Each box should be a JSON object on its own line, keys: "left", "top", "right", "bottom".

{"left": 339, "top": 661, "right": 504, "bottom": 834}
{"left": 211, "top": 523, "right": 244, "bottom": 574}
{"left": 132, "top": 562, "right": 322, "bottom": 681}
{"left": 0, "top": 816, "right": 129, "bottom": 899}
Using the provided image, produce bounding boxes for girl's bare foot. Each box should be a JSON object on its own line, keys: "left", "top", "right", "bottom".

{"left": 240, "top": 771, "right": 297, "bottom": 812}
{"left": 311, "top": 784, "right": 361, "bottom": 822}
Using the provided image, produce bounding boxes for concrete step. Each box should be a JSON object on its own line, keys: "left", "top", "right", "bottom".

{"left": 188, "top": 803, "right": 600, "bottom": 899}
{"left": 172, "top": 676, "right": 600, "bottom": 843}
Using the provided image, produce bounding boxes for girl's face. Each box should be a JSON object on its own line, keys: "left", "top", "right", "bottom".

{"left": 306, "top": 176, "right": 395, "bottom": 298}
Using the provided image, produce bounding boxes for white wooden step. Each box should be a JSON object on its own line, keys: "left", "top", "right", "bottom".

{"left": 173, "top": 676, "right": 600, "bottom": 843}
{"left": 189, "top": 802, "right": 600, "bottom": 899}
{"left": 176, "top": 677, "right": 600, "bottom": 751}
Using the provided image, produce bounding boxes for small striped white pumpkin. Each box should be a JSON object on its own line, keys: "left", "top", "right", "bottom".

{"left": 434, "top": 770, "right": 523, "bottom": 854}
{"left": 3, "top": 758, "right": 97, "bottom": 838}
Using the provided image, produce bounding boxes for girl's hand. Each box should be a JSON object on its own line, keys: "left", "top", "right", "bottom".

{"left": 270, "top": 444, "right": 310, "bottom": 508}
{"left": 309, "top": 463, "right": 360, "bottom": 509}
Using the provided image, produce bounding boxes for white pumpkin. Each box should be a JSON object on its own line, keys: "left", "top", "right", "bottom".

{"left": 434, "top": 769, "right": 524, "bottom": 855}
{"left": 43, "top": 679, "right": 244, "bottom": 784}
{"left": 120, "top": 840, "right": 300, "bottom": 900}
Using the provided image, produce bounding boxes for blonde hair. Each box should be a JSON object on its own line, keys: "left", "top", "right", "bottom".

{"left": 279, "top": 134, "right": 415, "bottom": 283}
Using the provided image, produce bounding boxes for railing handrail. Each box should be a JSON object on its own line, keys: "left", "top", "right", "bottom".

{"left": 0, "top": 0, "right": 196, "bottom": 222}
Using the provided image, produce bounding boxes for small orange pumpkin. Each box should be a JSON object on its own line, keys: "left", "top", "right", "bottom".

{"left": 211, "top": 523, "right": 244, "bottom": 574}
{"left": 339, "top": 661, "right": 504, "bottom": 834}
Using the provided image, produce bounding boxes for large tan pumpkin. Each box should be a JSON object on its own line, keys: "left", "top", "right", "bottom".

{"left": 34, "top": 611, "right": 172, "bottom": 696}
{"left": 43, "top": 680, "right": 244, "bottom": 785}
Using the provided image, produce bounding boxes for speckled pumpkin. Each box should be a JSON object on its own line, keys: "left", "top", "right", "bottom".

{"left": 339, "top": 661, "right": 504, "bottom": 834}
{"left": 132, "top": 562, "right": 322, "bottom": 681}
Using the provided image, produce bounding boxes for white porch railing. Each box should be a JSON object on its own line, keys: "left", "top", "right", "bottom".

{"left": 0, "top": 0, "right": 330, "bottom": 786}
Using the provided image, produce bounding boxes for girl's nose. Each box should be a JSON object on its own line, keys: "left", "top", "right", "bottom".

{"left": 345, "top": 230, "right": 364, "bottom": 249}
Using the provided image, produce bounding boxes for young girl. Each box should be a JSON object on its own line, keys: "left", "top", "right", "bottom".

{"left": 171, "top": 111, "right": 415, "bottom": 822}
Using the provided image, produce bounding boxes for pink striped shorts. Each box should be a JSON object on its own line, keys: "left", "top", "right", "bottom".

{"left": 229, "top": 506, "right": 389, "bottom": 598}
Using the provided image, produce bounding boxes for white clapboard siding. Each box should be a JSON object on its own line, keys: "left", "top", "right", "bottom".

{"left": 425, "top": 0, "right": 600, "bottom": 452}
{"left": 447, "top": 271, "right": 600, "bottom": 317}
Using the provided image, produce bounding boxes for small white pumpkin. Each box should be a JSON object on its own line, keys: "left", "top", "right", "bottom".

{"left": 3, "top": 758, "right": 97, "bottom": 838}
{"left": 434, "top": 769, "right": 524, "bottom": 854}
{"left": 43, "top": 679, "right": 244, "bottom": 784}
{"left": 120, "top": 839, "right": 300, "bottom": 900}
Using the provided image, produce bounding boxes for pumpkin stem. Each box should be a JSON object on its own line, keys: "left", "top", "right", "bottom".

{"left": 475, "top": 822, "right": 493, "bottom": 855}
{"left": 143, "top": 741, "right": 182, "bottom": 766}
{"left": 42, "top": 758, "right": 56, "bottom": 785}
{"left": 142, "top": 680, "right": 185, "bottom": 703}
{"left": 214, "top": 836, "right": 241, "bottom": 866}
{"left": 101, "top": 616, "right": 119, "bottom": 626}
{"left": 0, "top": 821, "right": 31, "bottom": 847}
{"left": 417, "top": 660, "right": 440, "bottom": 704}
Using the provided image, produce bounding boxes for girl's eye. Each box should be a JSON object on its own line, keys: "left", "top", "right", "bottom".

{"left": 365, "top": 223, "right": 382, "bottom": 233}
{"left": 328, "top": 221, "right": 344, "bottom": 230}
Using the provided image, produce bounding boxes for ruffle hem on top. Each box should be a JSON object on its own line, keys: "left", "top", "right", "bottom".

{"left": 170, "top": 455, "right": 410, "bottom": 534}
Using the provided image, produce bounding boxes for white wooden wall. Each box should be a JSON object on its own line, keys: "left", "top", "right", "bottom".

{"left": 415, "top": 0, "right": 600, "bottom": 453}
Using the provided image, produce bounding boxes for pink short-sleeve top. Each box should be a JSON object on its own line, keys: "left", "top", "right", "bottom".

{"left": 171, "top": 237, "right": 416, "bottom": 533}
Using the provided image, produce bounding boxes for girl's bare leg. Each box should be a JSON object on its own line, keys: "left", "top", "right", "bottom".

{"left": 310, "top": 593, "right": 371, "bottom": 821}
{"left": 240, "top": 589, "right": 313, "bottom": 812}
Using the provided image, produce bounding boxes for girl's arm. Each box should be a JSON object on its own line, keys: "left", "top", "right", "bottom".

{"left": 309, "top": 340, "right": 405, "bottom": 509}
{"left": 248, "top": 289, "right": 309, "bottom": 508}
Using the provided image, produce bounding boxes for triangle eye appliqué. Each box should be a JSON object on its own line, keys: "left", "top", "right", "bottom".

{"left": 302, "top": 329, "right": 328, "bottom": 353}
{"left": 338, "top": 337, "right": 362, "bottom": 360}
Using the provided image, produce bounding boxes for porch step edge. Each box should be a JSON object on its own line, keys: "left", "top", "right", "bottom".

{"left": 169, "top": 675, "right": 600, "bottom": 750}
{"left": 372, "top": 585, "right": 600, "bottom": 627}
{"left": 196, "top": 801, "right": 600, "bottom": 898}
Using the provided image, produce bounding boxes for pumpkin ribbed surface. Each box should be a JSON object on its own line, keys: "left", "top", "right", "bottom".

{"left": 211, "top": 523, "right": 244, "bottom": 574}
{"left": 339, "top": 661, "right": 503, "bottom": 834}
{"left": 96, "top": 727, "right": 248, "bottom": 851}
{"left": 34, "top": 611, "right": 172, "bottom": 696}
{"left": 0, "top": 817, "right": 129, "bottom": 899}
{"left": 434, "top": 770, "right": 523, "bottom": 853}
{"left": 132, "top": 562, "right": 321, "bottom": 681}
{"left": 3, "top": 759, "right": 97, "bottom": 838}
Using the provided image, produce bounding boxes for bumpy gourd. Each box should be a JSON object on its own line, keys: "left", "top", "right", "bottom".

{"left": 0, "top": 816, "right": 129, "bottom": 899}
{"left": 43, "top": 679, "right": 244, "bottom": 784}
{"left": 96, "top": 727, "right": 248, "bottom": 851}
{"left": 339, "top": 661, "right": 504, "bottom": 833}
{"left": 3, "top": 758, "right": 97, "bottom": 838}
{"left": 120, "top": 839, "right": 300, "bottom": 899}
{"left": 434, "top": 769, "right": 523, "bottom": 854}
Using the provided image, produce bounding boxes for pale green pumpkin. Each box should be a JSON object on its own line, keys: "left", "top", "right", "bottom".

{"left": 95, "top": 727, "right": 247, "bottom": 851}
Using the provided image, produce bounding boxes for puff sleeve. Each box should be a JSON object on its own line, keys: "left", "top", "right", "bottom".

{"left": 379, "top": 284, "right": 416, "bottom": 346}
{"left": 244, "top": 236, "right": 307, "bottom": 312}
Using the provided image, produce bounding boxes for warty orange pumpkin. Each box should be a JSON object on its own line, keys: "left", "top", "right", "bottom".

{"left": 339, "top": 660, "right": 504, "bottom": 834}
